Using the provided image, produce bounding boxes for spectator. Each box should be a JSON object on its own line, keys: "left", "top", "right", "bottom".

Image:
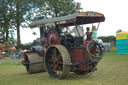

{"left": 17, "top": 48, "right": 24, "bottom": 58}
{"left": 10, "top": 47, "right": 17, "bottom": 64}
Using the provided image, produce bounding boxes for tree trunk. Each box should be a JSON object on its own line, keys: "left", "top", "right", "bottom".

{"left": 16, "top": 3, "right": 21, "bottom": 47}
{"left": 17, "top": 25, "right": 21, "bottom": 47}
{"left": 5, "top": 25, "right": 9, "bottom": 42}
{"left": 0, "top": 28, "right": 5, "bottom": 43}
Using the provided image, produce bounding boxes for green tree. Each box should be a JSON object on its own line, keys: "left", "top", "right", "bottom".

{"left": 0, "top": 0, "right": 14, "bottom": 42}
{"left": 36, "top": 0, "right": 82, "bottom": 19}
{"left": 9, "top": 30, "right": 16, "bottom": 46}
{"left": 0, "top": 0, "right": 82, "bottom": 47}
{"left": 98, "top": 36, "right": 116, "bottom": 42}
{"left": 0, "top": 27, "right": 4, "bottom": 43}
{"left": 11, "top": 0, "right": 36, "bottom": 47}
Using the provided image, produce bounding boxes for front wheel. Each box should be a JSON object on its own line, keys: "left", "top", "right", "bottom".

{"left": 22, "top": 52, "right": 45, "bottom": 74}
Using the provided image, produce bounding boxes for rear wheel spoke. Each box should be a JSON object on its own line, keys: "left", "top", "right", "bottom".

{"left": 45, "top": 46, "right": 71, "bottom": 79}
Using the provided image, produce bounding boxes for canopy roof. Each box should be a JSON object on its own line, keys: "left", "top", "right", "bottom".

{"left": 30, "top": 11, "right": 105, "bottom": 28}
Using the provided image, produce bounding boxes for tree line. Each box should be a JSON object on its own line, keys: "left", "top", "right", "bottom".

{"left": 98, "top": 35, "right": 116, "bottom": 42}
{"left": 0, "top": 0, "right": 82, "bottom": 48}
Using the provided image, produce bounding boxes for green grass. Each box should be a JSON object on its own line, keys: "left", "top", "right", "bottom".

{"left": 0, "top": 51, "right": 128, "bottom": 85}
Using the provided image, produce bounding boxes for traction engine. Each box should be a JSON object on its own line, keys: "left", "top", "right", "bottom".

{"left": 22, "top": 11, "right": 105, "bottom": 79}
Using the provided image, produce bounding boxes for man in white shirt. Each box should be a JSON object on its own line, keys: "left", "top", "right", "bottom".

{"left": 67, "top": 25, "right": 84, "bottom": 36}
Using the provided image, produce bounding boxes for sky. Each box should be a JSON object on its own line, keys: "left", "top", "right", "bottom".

{"left": 77, "top": 0, "right": 128, "bottom": 36}
{"left": 20, "top": 0, "right": 128, "bottom": 44}
{"left": 20, "top": 28, "right": 40, "bottom": 44}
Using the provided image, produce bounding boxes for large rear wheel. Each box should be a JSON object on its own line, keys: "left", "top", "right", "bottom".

{"left": 44, "top": 45, "right": 71, "bottom": 79}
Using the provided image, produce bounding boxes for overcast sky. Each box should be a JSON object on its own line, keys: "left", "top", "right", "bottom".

{"left": 77, "top": 0, "right": 128, "bottom": 36}
{"left": 20, "top": 0, "right": 128, "bottom": 44}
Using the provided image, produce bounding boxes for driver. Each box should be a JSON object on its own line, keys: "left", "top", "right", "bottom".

{"left": 67, "top": 25, "right": 84, "bottom": 37}
{"left": 65, "top": 25, "right": 84, "bottom": 47}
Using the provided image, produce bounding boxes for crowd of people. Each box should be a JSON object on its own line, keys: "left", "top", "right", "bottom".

{"left": 0, "top": 46, "right": 25, "bottom": 64}
{"left": 9, "top": 47, "right": 25, "bottom": 64}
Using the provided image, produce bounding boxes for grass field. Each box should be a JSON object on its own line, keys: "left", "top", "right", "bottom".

{"left": 0, "top": 51, "right": 128, "bottom": 85}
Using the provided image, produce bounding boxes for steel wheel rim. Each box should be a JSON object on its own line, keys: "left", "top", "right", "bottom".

{"left": 45, "top": 45, "right": 71, "bottom": 79}
{"left": 46, "top": 47, "right": 63, "bottom": 78}
{"left": 87, "top": 41, "right": 103, "bottom": 62}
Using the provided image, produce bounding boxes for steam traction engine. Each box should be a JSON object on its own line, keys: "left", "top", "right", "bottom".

{"left": 22, "top": 11, "right": 105, "bottom": 79}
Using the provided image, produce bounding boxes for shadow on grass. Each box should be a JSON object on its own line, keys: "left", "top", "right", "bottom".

{"left": 17, "top": 70, "right": 94, "bottom": 80}
{"left": 62, "top": 72, "right": 93, "bottom": 80}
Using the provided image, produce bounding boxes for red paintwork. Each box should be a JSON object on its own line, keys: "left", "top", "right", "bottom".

{"left": 46, "top": 29, "right": 61, "bottom": 46}
{"left": 84, "top": 40, "right": 90, "bottom": 46}
{"left": 70, "top": 47, "right": 96, "bottom": 71}
{"left": 70, "top": 48, "right": 89, "bottom": 71}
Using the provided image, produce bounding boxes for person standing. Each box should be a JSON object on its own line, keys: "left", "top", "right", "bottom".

{"left": 17, "top": 48, "right": 23, "bottom": 58}
{"left": 83, "top": 27, "right": 93, "bottom": 46}
{"left": 10, "top": 47, "right": 17, "bottom": 64}
{"left": 92, "top": 26, "right": 98, "bottom": 40}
